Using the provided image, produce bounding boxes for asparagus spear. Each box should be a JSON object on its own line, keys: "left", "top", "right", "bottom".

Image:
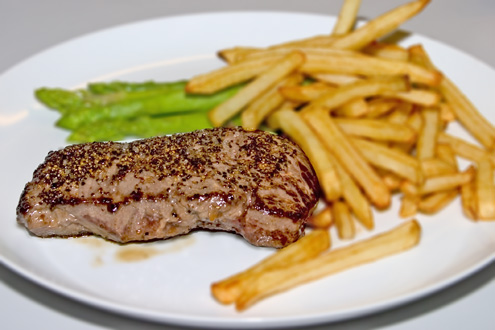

{"left": 35, "top": 80, "right": 186, "bottom": 113}
{"left": 55, "top": 83, "right": 241, "bottom": 130}
{"left": 68, "top": 112, "right": 212, "bottom": 142}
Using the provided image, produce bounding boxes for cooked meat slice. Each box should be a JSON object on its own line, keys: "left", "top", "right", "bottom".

{"left": 17, "top": 127, "right": 320, "bottom": 247}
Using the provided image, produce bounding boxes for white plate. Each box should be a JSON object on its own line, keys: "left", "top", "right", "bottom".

{"left": 1, "top": 12, "right": 495, "bottom": 329}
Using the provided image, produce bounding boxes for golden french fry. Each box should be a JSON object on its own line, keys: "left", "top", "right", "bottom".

{"left": 302, "top": 109, "right": 391, "bottom": 208}
{"left": 268, "top": 35, "right": 339, "bottom": 50}
{"left": 435, "top": 143, "right": 458, "bottom": 169}
{"left": 303, "top": 76, "right": 409, "bottom": 113}
{"left": 420, "top": 158, "right": 456, "bottom": 177}
{"left": 437, "top": 132, "right": 495, "bottom": 165}
{"left": 366, "top": 98, "right": 401, "bottom": 118}
{"left": 386, "top": 101, "right": 413, "bottom": 125}
{"left": 311, "top": 73, "right": 364, "bottom": 86}
{"left": 241, "top": 74, "right": 303, "bottom": 131}
{"left": 279, "top": 82, "right": 335, "bottom": 103}
{"left": 461, "top": 166, "right": 478, "bottom": 220}
{"left": 302, "top": 53, "right": 441, "bottom": 86}
{"left": 400, "top": 180, "right": 419, "bottom": 196}
{"left": 327, "top": 151, "right": 374, "bottom": 230}
{"left": 352, "top": 137, "right": 422, "bottom": 184}
{"left": 416, "top": 107, "right": 439, "bottom": 160}
{"left": 332, "top": 0, "right": 362, "bottom": 35}
{"left": 334, "top": 98, "right": 369, "bottom": 117}
{"left": 308, "top": 206, "right": 334, "bottom": 229}
{"left": 332, "top": 201, "right": 356, "bottom": 239}
{"left": 327, "top": 0, "right": 431, "bottom": 50}
{"left": 409, "top": 44, "right": 495, "bottom": 149}
{"left": 336, "top": 118, "right": 416, "bottom": 143}
{"left": 379, "top": 170, "right": 402, "bottom": 191}
{"left": 441, "top": 78, "right": 495, "bottom": 149}
{"left": 418, "top": 190, "right": 459, "bottom": 214}
{"left": 385, "top": 89, "right": 441, "bottom": 107}
{"left": 235, "top": 46, "right": 362, "bottom": 64}
{"left": 476, "top": 157, "right": 495, "bottom": 220}
{"left": 363, "top": 41, "right": 409, "bottom": 61}
{"left": 400, "top": 195, "right": 419, "bottom": 218}
{"left": 235, "top": 220, "right": 421, "bottom": 311}
{"left": 439, "top": 102, "right": 456, "bottom": 123}
{"left": 186, "top": 56, "right": 277, "bottom": 94}
{"left": 209, "top": 51, "right": 305, "bottom": 126}
{"left": 211, "top": 229, "right": 330, "bottom": 305}
{"left": 269, "top": 107, "right": 342, "bottom": 201}
{"left": 419, "top": 170, "right": 473, "bottom": 195}
{"left": 405, "top": 109, "right": 423, "bottom": 132}
{"left": 218, "top": 47, "right": 260, "bottom": 64}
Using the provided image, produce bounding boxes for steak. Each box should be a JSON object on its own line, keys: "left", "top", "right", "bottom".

{"left": 17, "top": 127, "right": 320, "bottom": 248}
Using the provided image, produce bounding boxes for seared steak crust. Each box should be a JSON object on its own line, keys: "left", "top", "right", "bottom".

{"left": 17, "top": 127, "right": 320, "bottom": 247}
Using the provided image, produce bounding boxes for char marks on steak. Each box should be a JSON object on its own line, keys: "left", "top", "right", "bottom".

{"left": 17, "top": 127, "right": 320, "bottom": 247}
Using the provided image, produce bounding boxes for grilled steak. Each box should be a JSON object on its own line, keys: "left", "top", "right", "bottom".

{"left": 17, "top": 127, "right": 320, "bottom": 248}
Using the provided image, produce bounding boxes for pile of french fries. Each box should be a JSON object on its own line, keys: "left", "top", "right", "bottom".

{"left": 186, "top": 0, "right": 495, "bottom": 310}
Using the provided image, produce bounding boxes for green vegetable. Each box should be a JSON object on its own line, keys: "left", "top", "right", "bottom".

{"left": 68, "top": 112, "right": 212, "bottom": 142}
{"left": 53, "top": 82, "right": 241, "bottom": 130}
{"left": 35, "top": 79, "right": 242, "bottom": 142}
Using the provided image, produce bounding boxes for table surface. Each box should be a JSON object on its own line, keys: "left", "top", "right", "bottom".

{"left": 1, "top": 0, "right": 494, "bottom": 329}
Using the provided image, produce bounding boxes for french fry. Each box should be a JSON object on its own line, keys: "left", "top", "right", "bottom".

{"left": 332, "top": 0, "right": 362, "bottom": 35}
{"left": 420, "top": 158, "right": 456, "bottom": 177}
{"left": 416, "top": 107, "right": 439, "bottom": 160}
{"left": 327, "top": 151, "right": 374, "bottom": 230}
{"left": 308, "top": 206, "right": 334, "bottom": 229}
{"left": 241, "top": 74, "right": 302, "bottom": 131}
{"left": 268, "top": 35, "right": 339, "bottom": 50}
{"left": 392, "top": 105, "right": 420, "bottom": 153}
{"left": 439, "top": 102, "right": 456, "bottom": 123}
{"left": 386, "top": 102, "right": 413, "bottom": 125}
{"left": 400, "top": 180, "right": 419, "bottom": 196}
{"left": 218, "top": 46, "right": 260, "bottom": 64}
{"left": 211, "top": 229, "right": 330, "bottom": 305}
{"left": 418, "top": 170, "right": 473, "bottom": 196}
{"left": 301, "top": 53, "right": 441, "bottom": 86}
{"left": 186, "top": 56, "right": 277, "bottom": 94}
{"left": 235, "top": 220, "right": 421, "bottom": 311}
{"left": 279, "top": 82, "right": 334, "bottom": 103}
{"left": 476, "top": 157, "right": 495, "bottom": 220}
{"left": 209, "top": 51, "right": 305, "bottom": 126}
{"left": 302, "top": 109, "right": 391, "bottom": 208}
{"left": 405, "top": 109, "right": 423, "bottom": 133}
{"left": 352, "top": 137, "right": 422, "bottom": 184}
{"left": 235, "top": 46, "right": 361, "bottom": 64}
{"left": 409, "top": 44, "right": 495, "bottom": 149}
{"left": 333, "top": 201, "right": 356, "bottom": 239}
{"left": 334, "top": 98, "right": 369, "bottom": 117}
{"left": 311, "top": 73, "right": 363, "bottom": 86}
{"left": 303, "top": 76, "right": 409, "bottom": 113}
{"left": 269, "top": 107, "right": 342, "bottom": 201}
{"left": 328, "top": 0, "right": 431, "bottom": 50}
{"left": 366, "top": 98, "right": 401, "bottom": 118}
{"left": 379, "top": 170, "right": 402, "bottom": 191}
{"left": 435, "top": 143, "right": 458, "bottom": 169}
{"left": 461, "top": 166, "right": 478, "bottom": 220}
{"left": 418, "top": 189, "right": 459, "bottom": 214}
{"left": 336, "top": 118, "right": 416, "bottom": 143}
{"left": 441, "top": 78, "right": 495, "bottom": 149}
{"left": 363, "top": 41, "right": 409, "bottom": 61}
{"left": 385, "top": 89, "right": 441, "bottom": 107}
{"left": 400, "top": 195, "right": 419, "bottom": 218}
{"left": 437, "top": 132, "right": 495, "bottom": 165}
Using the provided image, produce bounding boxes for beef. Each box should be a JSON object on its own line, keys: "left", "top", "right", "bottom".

{"left": 17, "top": 127, "right": 320, "bottom": 248}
